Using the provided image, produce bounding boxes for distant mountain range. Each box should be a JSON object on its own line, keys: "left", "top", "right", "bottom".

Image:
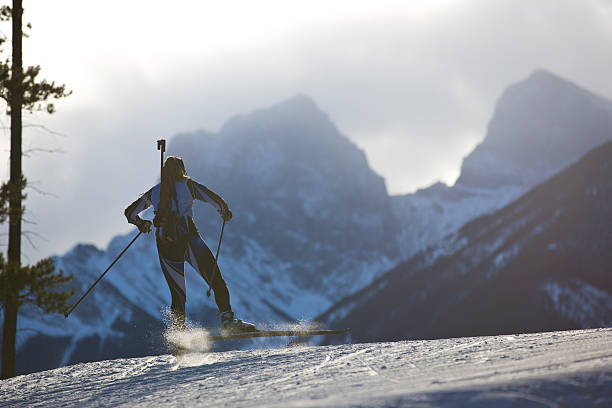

{"left": 4, "top": 70, "right": 612, "bottom": 376}
{"left": 321, "top": 140, "right": 612, "bottom": 342}
{"left": 392, "top": 70, "right": 612, "bottom": 260}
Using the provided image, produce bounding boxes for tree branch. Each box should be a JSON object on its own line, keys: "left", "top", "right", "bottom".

{"left": 0, "top": 123, "right": 68, "bottom": 138}
{"left": 22, "top": 147, "right": 66, "bottom": 157}
{"left": 21, "top": 217, "right": 36, "bottom": 225}
{"left": 23, "top": 123, "right": 67, "bottom": 138}
{"left": 21, "top": 232, "right": 38, "bottom": 251}
{"left": 21, "top": 230, "right": 50, "bottom": 252}
{"left": 25, "top": 183, "right": 58, "bottom": 198}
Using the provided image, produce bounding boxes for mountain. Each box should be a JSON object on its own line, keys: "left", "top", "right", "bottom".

{"left": 321, "top": 141, "right": 612, "bottom": 342}
{"left": 5, "top": 95, "right": 401, "bottom": 375}
{"left": 171, "top": 94, "right": 400, "bottom": 307}
{"left": 393, "top": 70, "right": 612, "bottom": 259}
{"left": 458, "top": 70, "right": 612, "bottom": 188}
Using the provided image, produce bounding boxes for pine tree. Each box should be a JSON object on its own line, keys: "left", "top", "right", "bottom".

{"left": 0, "top": 254, "right": 74, "bottom": 378}
{"left": 0, "top": 1, "right": 73, "bottom": 379}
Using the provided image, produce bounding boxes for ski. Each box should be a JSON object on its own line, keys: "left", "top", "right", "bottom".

{"left": 208, "top": 328, "right": 349, "bottom": 341}
{"left": 168, "top": 328, "right": 349, "bottom": 355}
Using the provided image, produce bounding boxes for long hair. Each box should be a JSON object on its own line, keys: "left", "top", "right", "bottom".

{"left": 158, "top": 156, "right": 189, "bottom": 241}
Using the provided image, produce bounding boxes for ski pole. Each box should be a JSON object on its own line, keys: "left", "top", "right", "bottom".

{"left": 64, "top": 231, "right": 142, "bottom": 318}
{"left": 206, "top": 218, "right": 226, "bottom": 297}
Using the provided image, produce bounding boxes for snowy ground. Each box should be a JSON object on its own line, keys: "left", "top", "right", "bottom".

{"left": 1, "top": 328, "right": 611, "bottom": 407}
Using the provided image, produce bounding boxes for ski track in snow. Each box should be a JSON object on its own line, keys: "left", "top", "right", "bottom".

{"left": 1, "top": 328, "right": 611, "bottom": 407}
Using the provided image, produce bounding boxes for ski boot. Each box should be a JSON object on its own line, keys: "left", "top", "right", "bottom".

{"left": 220, "top": 310, "right": 257, "bottom": 333}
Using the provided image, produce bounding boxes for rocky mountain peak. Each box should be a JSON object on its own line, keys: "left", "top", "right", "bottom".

{"left": 219, "top": 94, "right": 338, "bottom": 144}
{"left": 169, "top": 95, "right": 400, "bottom": 306}
{"left": 456, "top": 70, "right": 612, "bottom": 189}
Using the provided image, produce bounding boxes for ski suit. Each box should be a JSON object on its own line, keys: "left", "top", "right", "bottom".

{"left": 124, "top": 178, "right": 231, "bottom": 326}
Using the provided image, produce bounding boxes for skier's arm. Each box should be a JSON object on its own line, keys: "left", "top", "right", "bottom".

{"left": 124, "top": 188, "right": 154, "bottom": 229}
{"left": 188, "top": 179, "right": 231, "bottom": 219}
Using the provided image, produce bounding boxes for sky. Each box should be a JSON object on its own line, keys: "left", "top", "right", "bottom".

{"left": 1, "top": 0, "right": 612, "bottom": 261}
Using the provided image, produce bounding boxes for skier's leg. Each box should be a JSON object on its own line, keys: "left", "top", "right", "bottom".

{"left": 185, "top": 234, "right": 255, "bottom": 332}
{"left": 158, "top": 241, "right": 187, "bottom": 330}
{"left": 185, "top": 234, "right": 231, "bottom": 313}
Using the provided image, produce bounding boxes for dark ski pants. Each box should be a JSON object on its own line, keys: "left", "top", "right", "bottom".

{"left": 157, "top": 233, "right": 231, "bottom": 329}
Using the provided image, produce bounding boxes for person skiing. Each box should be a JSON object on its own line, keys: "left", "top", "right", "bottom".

{"left": 124, "top": 156, "right": 256, "bottom": 333}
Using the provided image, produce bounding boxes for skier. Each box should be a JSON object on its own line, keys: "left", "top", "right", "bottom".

{"left": 124, "top": 156, "right": 256, "bottom": 333}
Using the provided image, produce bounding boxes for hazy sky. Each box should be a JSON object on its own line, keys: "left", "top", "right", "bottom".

{"left": 1, "top": 0, "right": 612, "bottom": 261}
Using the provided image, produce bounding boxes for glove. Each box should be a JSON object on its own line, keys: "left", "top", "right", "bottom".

{"left": 221, "top": 207, "right": 232, "bottom": 222}
{"left": 138, "top": 219, "right": 153, "bottom": 233}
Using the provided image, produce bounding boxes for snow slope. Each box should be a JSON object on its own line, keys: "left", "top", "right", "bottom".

{"left": 1, "top": 328, "right": 611, "bottom": 407}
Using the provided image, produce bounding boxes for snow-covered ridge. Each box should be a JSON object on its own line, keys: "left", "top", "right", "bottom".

{"left": 2, "top": 328, "right": 610, "bottom": 407}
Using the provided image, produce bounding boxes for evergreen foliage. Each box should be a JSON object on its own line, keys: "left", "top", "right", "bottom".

{"left": 0, "top": 173, "right": 25, "bottom": 223}
{"left": 0, "top": 254, "right": 74, "bottom": 313}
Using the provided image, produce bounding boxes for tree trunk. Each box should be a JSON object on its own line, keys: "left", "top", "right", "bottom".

{"left": 8, "top": 1, "right": 23, "bottom": 262}
{"left": 2, "top": 0, "right": 23, "bottom": 379}
{"left": 1, "top": 298, "right": 18, "bottom": 379}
